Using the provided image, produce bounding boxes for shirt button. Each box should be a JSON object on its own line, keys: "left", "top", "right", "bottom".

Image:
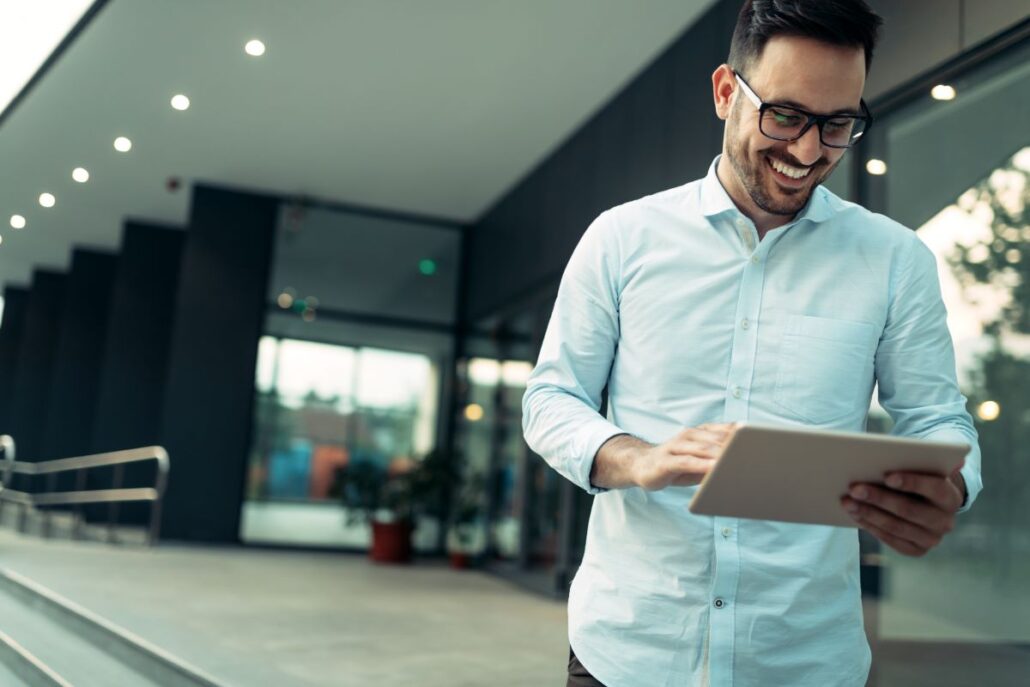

{"left": 741, "top": 318, "right": 750, "bottom": 330}
{"left": 714, "top": 598, "right": 726, "bottom": 609}
{"left": 721, "top": 527, "right": 733, "bottom": 538}
{"left": 751, "top": 254, "right": 760, "bottom": 264}
{"left": 732, "top": 386, "right": 742, "bottom": 398}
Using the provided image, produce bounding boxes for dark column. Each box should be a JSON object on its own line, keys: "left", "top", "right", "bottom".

{"left": 159, "top": 185, "right": 278, "bottom": 542}
{"left": 9, "top": 271, "right": 67, "bottom": 462}
{"left": 0, "top": 286, "right": 30, "bottom": 434}
{"left": 464, "top": 0, "right": 735, "bottom": 322}
{"left": 41, "top": 249, "right": 119, "bottom": 460}
{"left": 89, "top": 222, "right": 185, "bottom": 524}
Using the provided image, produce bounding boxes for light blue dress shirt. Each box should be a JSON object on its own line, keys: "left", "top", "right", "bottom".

{"left": 522, "top": 156, "right": 983, "bottom": 687}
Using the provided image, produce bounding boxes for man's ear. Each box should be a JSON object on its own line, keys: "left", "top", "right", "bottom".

{"left": 712, "top": 64, "right": 736, "bottom": 121}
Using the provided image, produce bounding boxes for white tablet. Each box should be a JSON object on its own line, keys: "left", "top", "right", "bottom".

{"left": 687, "top": 424, "right": 968, "bottom": 527}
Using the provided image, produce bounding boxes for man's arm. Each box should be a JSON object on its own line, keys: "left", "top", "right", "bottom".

{"left": 844, "top": 234, "right": 982, "bottom": 556}
{"left": 522, "top": 210, "right": 737, "bottom": 495}
{"left": 521, "top": 210, "right": 628, "bottom": 494}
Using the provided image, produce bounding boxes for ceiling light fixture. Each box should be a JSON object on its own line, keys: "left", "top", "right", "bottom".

{"left": 931, "top": 84, "right": 956, "bottom": 101}
{"left": 245, "top": 39, "right": 266, "bottom": 57}
{"left": 170, "top": 94, "right": 190, "bottom": 111}
{"left": 39, "top": 192, "right": 55, "bottom": 208}
{"left": 72, "top": 167, "right": 89, "bottom": 182}
{"left": 114, "top": 136, "right": 132, "bottom": 152}
{"left": 865, "top": 159, "right": 887, "bottom": 176}
{"left": 10, "top": 215, "right": 25, "bottom": 229}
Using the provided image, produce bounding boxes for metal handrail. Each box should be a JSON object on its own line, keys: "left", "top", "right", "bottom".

{"left": 0, "top": 437, "right": 168, "bottom": 545}
{"left": 0, "top": 435, "right": 13, "bottom": 490}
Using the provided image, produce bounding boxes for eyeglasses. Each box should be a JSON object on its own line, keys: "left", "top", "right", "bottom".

{"left": 733, "top": 70, "right": 872, "bottom": 149}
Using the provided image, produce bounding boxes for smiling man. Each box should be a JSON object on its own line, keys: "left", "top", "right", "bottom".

{"left": 521, "top": 1, "right": 983, "bottom": 686}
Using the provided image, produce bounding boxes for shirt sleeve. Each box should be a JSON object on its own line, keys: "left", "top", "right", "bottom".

{"left": 521, "top": 210, "right": 627, "bottom": 495}
{"left": 875, "top": 234, "right": 983, "bottom": 512}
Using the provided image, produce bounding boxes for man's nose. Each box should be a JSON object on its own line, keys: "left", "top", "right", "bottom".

{"left": 787, "top": 124, "right": 823, "bottom": 167}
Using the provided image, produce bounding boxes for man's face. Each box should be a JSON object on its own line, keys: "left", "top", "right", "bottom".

{"left": 722, "top": 36, "right": 866, "bottom": 217}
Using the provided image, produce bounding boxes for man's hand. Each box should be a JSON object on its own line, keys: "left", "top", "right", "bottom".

{"left": 841, "top": 468, "right": 966, "bottom": 557}
{"left": 591, "top": 423, "right": 737, "bottom": 491}
{"left": 633, "top": 423, "right": 737, "bottom": 490}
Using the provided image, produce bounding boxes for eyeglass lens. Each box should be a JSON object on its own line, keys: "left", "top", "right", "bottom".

{"left": 761, "top": 106, "right": 867, "bottom": 147}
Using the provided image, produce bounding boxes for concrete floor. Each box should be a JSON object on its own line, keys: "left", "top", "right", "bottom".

{"left": 2, "top": 528, "right": 1026, "bottom": 687}
{"left": 0, "top": 529, "right": 568, "bottom": 686}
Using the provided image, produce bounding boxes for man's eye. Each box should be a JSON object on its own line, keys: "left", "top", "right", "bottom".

{"left": 826, "top": 118, "right": 853, "bottom": 130}
{"left": 771, "top": 110, "right": 802, "bottom": 126}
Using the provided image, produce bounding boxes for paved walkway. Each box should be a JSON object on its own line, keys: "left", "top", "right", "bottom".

{"left": 0, "top": 529, "right": 568, "bottom": 686}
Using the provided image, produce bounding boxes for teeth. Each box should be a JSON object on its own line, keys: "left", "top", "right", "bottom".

{"left": 769, "top": 157, "right": 810, "bottom": 179}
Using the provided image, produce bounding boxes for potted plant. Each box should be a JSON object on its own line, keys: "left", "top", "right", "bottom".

{"left": 446, "top": 472, "right": 485, "bottom": 569}
{"left": 334, "top": 448, "right": 457, "bottom": 564}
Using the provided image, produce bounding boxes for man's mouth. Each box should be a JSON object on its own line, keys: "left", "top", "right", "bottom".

{"left": 766, "top": 155, "right": 812, "bottom": 183}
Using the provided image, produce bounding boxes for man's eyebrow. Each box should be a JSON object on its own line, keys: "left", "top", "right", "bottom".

{"left": 770, "top": 98, "right": 864, "bottom": 116}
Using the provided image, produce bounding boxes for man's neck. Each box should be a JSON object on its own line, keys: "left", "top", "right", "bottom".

{"left": 715, "top": 155, "right": 796, "bottom": 239}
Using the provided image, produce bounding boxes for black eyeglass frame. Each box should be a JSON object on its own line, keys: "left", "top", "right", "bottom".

{"left": 732, "top": 70, "right": 873, "bottom": 149}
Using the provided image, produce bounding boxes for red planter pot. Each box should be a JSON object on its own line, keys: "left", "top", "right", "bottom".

{"left": 370, "top": 520, "right": 413, "bottom": 564}
{"left": 448, "top": 552, "right": 471, "bottom": 569}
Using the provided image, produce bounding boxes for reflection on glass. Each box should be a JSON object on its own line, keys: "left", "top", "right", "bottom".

{"left": 454, "top": 356, "right": 534, "bottom": 561}
{"left": 241, "top": 336, "right": 439, "bottom": 548}
{"left": 879, "top": 147, "right": 1029, "bottom": 650}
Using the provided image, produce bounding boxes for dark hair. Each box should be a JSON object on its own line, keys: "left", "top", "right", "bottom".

{"left": 728, "top": 0, "right": 883, "bottom": 74}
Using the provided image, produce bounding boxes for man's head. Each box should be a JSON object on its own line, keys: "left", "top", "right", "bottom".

{"left": 714, "top": 0, "right": 883, "bottom": 223}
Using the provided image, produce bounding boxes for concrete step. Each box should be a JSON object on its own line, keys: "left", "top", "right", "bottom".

{"left": 0, "top": 569, "right": 225, "bottom": 687}
{"left": 0, "top": 629, "right": 68, "bottom": 686}
{"left": 0, "top": 658, "right": 32, "bottom": 686}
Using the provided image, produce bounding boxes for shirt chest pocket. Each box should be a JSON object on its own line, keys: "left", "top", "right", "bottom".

{"left": 773, "top": 314, "right": 878, "bottom": 425}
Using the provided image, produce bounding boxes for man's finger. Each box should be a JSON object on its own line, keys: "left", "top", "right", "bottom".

{"left": 679, "top": 427, "right": 730, "bottom": 444}
{"left": 848, "top": 484, "right": 943, "bottom": 532}
{"left": 668, "top": 438, "right": 722, "bottom": 457}
{"left": 841, "top": 496, "right": 940, "bottom": 550}
{"left": 883, "top": 471, "right": 962, "bottom": 512}
{"left": 846, "top": 508, "right": 928, "bottom": 557}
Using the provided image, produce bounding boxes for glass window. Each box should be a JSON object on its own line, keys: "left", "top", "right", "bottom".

{"left": 241, "top": 337, "right": 440, "bottom": 550}
{"left": 860, "top": 37, "right": 1030, "bottom": 684}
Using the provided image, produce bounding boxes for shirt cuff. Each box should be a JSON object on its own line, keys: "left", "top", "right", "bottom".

{"left": 566, "top": 422, "right": 627, "bottom": 495}
{"left": 956, "top": 460, "right": 981, "bottom": 513}
{"left": 923, "top": 427, "right": 982, "bottom": 513}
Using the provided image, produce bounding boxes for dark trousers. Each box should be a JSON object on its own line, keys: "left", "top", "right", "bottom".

{"left": 567, "top": 646, "right": 606, "bottom": 687}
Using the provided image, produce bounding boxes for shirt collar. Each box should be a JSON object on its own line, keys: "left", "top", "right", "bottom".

{"left": 699, "top": 155, "right": 833, "bottom": 226}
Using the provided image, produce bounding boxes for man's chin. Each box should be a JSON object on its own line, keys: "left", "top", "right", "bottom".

{"left": 759, "top": 179, "right": 811, "bottom": 216}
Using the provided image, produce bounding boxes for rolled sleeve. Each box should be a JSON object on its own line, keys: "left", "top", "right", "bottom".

{"left": 522, "top": 210, "right": 626, "bottom": 494}
{"left": 875, "top": 234, "right": 983, "bottom": 512}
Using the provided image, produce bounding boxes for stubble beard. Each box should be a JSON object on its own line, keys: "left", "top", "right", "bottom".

{"left": 725, "top": 102, "right": 840, "bottom": 217}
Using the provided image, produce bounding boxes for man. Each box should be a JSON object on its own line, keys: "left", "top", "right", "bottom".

{"left": 521, "top": 1, "right": 983, "bottom": 685}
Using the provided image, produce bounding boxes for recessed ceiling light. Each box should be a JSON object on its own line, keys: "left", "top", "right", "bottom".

{"left": 114, "top": 136, "right": 132, "bottom": 152}
{"left": 245, "top": 39, "right": 265, "bottom": 57}
{"left": 865, "top": 159, "right": 887, "bottom": 175}
{"left": 931, "top": 84, "right": 956, "bottom": 101}
{"left": 72, "top": 167, "right": 89, "bottom": 183}
{"left": 170, "top": 94, "right": 190, "bottom": 111}
{"left": 39, "top": 192, "right": 56, "bottom": 208}
{"left": 10, "top": 215, "right": 26, "bottom": 229}
{"left": 0, "top": 235, "right": 4, "bottom": 246}
{"left": 977, "top": 400, "right": 1000, "bottom": 421}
